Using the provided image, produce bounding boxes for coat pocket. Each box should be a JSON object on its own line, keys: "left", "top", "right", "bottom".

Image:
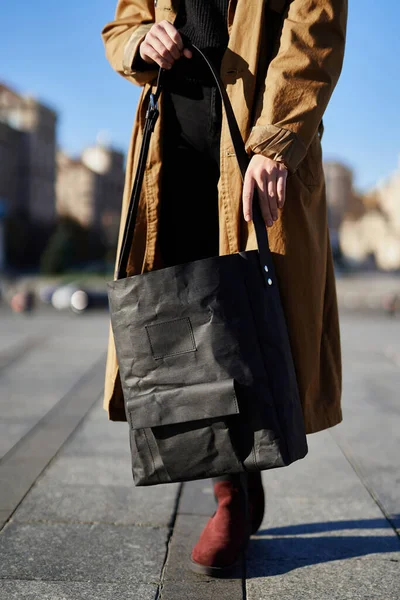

{"left": 295, "top": 134, "right": 324, "bottom": 195}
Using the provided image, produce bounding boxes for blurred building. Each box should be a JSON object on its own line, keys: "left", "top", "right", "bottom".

{"left": 338, "top": 157, "right": 400, "bottom": 271}
{"left": 375, "top": 158, "right": 400, "bottom": 236}
{"left": 323, "top": 160, "right": 366, "bottom": 266}
{"left": 0, "top": 120, "right": 21, "bottom": 215}
{"left": 56, "top": 143, "right": 124, "bottom": 248}
{"left": 0, "top": 83, "right": 57, "bottom": 224}
{"left": 0, "top": 82, "right": 126, "bottom": 270}
{"left": 324, "top": 161, "right": 355, "bottom": 230}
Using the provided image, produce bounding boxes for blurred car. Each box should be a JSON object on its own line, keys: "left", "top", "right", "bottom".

{"left": 51, "top": 284, "right": 79, "bottom": 311}
{"left": 70, "top": 289, "right": 109, "bottom": 314}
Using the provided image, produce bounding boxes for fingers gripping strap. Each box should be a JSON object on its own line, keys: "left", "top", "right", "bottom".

{"left": 117, "top": 45, "right": 271, "bottom": 280}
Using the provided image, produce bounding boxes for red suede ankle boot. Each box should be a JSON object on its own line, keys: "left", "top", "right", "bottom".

{"left": 248, "top": 472, "right": 265, "bottom": 534}
{"left": 190, "top": 478, "right": 251, "bottom": 576}
{"left": 210, "top": 473, "right": 265, "bottom": 534}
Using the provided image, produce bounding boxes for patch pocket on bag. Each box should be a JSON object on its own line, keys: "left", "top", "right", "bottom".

{"left": 146, "top": 317, "right": 197, "bottom": 359}
{"left": 126, "top": 379, "right": 243, "bottom": 485}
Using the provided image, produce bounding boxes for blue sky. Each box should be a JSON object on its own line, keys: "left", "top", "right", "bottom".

{"left": 1, "top": 0, "right": 399, "bottom": 191}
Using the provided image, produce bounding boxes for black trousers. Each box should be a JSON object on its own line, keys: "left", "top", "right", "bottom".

{"left": 159, "top": 77, "right": 244, "bottom": 487}
{"left": 159, "top": 79, "right": 221, "bottom": 267}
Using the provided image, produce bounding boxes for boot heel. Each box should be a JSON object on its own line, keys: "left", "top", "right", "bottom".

{"left": 189, "top": 552, "right": 244, "bottom": 577}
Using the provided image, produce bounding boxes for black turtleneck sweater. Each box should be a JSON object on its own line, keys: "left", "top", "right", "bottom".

{"left": 132, "top": 0, "right": 229, "bottom": 84}
{"left": 176, "top": 0, "right": 229, "bottom": 55}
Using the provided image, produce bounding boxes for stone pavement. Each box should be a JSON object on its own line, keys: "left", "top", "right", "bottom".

{"left": 0, "top": 307, "right": 399, "bottom": 599}
{"left": 335, "top": 272, "right": 400, "bottom": 312}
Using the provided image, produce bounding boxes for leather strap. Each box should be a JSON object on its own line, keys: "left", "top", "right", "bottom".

{"left": 117, "top": 44, "right": 272, "bottom": 281}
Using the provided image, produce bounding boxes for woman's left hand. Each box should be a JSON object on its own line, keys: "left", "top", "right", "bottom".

{"left": 242, "top": 155, "right": 288, "bottom": 226}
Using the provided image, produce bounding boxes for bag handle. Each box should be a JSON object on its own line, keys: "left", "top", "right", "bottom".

{"left": 117, "top": 44, "right": 273, "bottom": 281}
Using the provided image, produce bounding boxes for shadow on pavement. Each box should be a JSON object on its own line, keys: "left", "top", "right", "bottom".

{"left": 259, "top": 517, "right": 399, "bottom": 536}
{"left": 246, "top": 518, "right": 400, "bottom": 577}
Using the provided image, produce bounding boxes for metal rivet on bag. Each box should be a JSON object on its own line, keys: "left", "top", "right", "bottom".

{"left": 264, "top": 265, "right": 268, "bottom": 272}
{"left": 268, "top": 278, "right": 272, "bottom": 285}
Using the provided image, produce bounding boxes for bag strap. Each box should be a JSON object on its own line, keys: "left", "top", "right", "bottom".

{"left": 117, "top": 44, "right": 272, "bottom": 281}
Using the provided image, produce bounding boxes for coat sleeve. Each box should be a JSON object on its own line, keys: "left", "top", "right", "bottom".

{"left": 101, "top": 0, "right": 158, "bottom": 86}
{"left": 244, "top": 0, "right": 348, "bottom": 172}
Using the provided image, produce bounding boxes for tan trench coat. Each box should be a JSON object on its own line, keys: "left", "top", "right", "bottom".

{"left": 102, "top": 0, "right": 348, "bottom": 434}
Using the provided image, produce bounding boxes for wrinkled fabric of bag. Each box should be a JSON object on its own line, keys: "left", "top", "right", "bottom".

{"left": 108, "top": 249, "right": 308, "bottom": 485}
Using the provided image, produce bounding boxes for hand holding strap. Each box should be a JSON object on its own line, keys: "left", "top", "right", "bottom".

{"left": 117, "top": 45, "right": 272, "bottom": 280}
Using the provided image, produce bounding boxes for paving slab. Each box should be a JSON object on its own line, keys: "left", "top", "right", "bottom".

{"left": 336, "top": 274, "right": 400, "bottom": 311}
{"left": 254, "top": 433, "right": 382, "bottom": 529}
{"left": 160, "top": 581, "right": 244, "bottom": 599}
{"left": 0, "top": 312, "right": 108, "bottom": 426}
{"left": 61, "top": 404, "right": 131, "bottom": 458}
{"left": 179, "top": 478, "right": 216, "bottom": 517}
{"left": 14, "top": 455, "right": 180, "bottom": 527}
{"left": 246, "top": 556, "right": 400, "bottom": 599}
{"left": 1, "top": 310, "right": 399, "bottom": 600}
{"left": 12, "top": 393, "right": 180, "bottom": 528}
{"left": 0, "top": 581, "right": 157, "bottom": 600}
{"left": 0, "top": 336, "right": 46, "bottom": 373}
{"left": 0, "top": 327, "right": 36, "bottom": 355}
{"left": 246, "top": 430, "right": 400, "bottom": 597}
{"left": 0, "top": 358, "right": 106, "bottom": 528}
{"left": 61, "top": 425, "right": 130, "bottom": 458}
{"left": 336, "top": 314, "right": 400, "bottom": 531}
{"left": 0, "top": 423, "right": 32, "bottom": 459}
{"left": 163, "top": 513, "right": 244, "bottom": 583}
{"left": 0, "top": 521, "right": 168, "bottom": 584}
{"left": 251, "top": 431, "right": 399, "bottom": 531}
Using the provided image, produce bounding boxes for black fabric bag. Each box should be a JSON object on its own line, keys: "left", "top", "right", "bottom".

{"left": 108, "top": 46, "right": 308, "bottom": 486}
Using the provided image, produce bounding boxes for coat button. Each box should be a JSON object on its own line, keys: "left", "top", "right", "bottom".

{"left": 264, "top": 265, "right": 269, "bottom": 272}
{"left": 267, "top": 278, "right": 273, "bottom": 285}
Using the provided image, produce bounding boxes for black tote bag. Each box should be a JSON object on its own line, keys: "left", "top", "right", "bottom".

{"left": 108, "top": 46, "right": 308, "bottom": 486}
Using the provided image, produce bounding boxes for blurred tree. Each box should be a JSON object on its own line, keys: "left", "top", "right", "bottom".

{"left": 40, "top": 217, "right": 106, "bottom": 274}
{"left": 5, "top": 215, "right": 54, "bottom": 271}
{"left": 4, "top": 214, "right": 31, "bottom": 269}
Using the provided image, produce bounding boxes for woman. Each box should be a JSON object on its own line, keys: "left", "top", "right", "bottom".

{"left": 102, "top": 0, "right": 347, "bottom": 575}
